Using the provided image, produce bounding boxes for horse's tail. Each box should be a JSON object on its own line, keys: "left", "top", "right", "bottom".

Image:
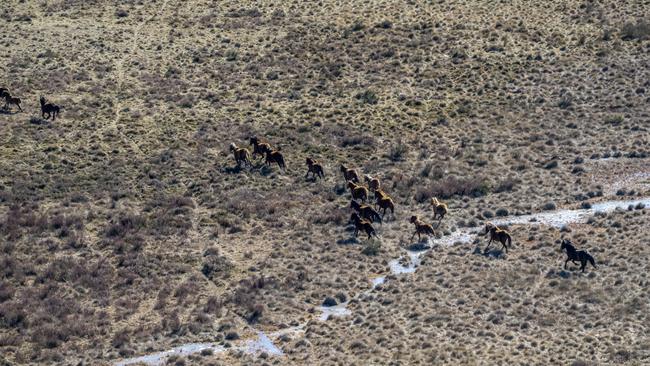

{"left": 506, "top": 233, "right": 512, "bottom": 248}
{"left": 279, "top": 155, "right": 286, "bottom": 170}
{"left": 588, "top": 254, "right": 596, "bottom": 268}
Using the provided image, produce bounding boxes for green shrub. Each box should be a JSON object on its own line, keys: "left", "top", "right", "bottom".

{"left": 388, "top": 141, "right": 408, "bottom": 161}
{"left": 362, "top": 240, "right": 381, "bottom": 256}
{"left": 356, "top": 90, "right": 378, "bottom": 105}
{"left": 225, "top": 50, "right": 238, "bottom": 61}
{"left": 605, "top": 115, "right": 624, "bottom": 125}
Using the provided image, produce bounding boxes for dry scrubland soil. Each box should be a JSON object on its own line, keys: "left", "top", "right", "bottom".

{"left": 0, "top": 0, "right": 649, "bottom": 365}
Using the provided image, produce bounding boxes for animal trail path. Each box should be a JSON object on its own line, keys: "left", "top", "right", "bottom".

{"left": 109, "top": 0, "right": 170, "bottom": 157}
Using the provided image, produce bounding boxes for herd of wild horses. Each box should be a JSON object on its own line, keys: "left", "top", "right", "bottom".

{"left": 0, "top": 88, "right": 596, "bottom": 273}
{"left": 230, "top": 136, "right": 598, "bottom": 272}
{"left": 1, "top": 88, "right": 62, "bottom": 120}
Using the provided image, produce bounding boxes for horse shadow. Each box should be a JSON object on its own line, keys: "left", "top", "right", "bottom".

{"left": 406, "top": 242, "right": 431, "bottom": 251}
{"left": 557, "top": 270, "right": 572, "bottom": 278}
{"left": 258, "top": 164, "right": 274, "bottom": 176}
{"left": 337, "top": 237, "right": 359, "bottom": 245}
{"left": 473, "top": 246, "right": 506, "bottom": 259}
{"left": 224, "top": 165, "right": 245, "bottom": 174}
{"left": 30, "top": 117, "right": 49, "bottom": 125}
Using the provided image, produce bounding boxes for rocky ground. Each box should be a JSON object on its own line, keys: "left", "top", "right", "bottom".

{"left": 0, "top": 0, "right": 648, "bottom": 365}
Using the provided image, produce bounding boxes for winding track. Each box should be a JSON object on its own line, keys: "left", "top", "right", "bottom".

{"left": 109, "top": 0, "right": 170, "bottom": 157}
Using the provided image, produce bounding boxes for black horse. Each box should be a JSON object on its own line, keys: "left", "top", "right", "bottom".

{"left": 40, "top": 96, "right": 61, "bottom": 120}
{"left": 560, "top": 239, "right": 596, "bottom": 273}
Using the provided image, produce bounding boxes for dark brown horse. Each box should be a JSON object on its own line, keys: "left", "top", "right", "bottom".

{"left": 350, "top": 200, "right": 382, "bottom": 224}
{"left": 482, "top": 223, "right": 512, "bottom": 253}
{"left": 249, "top": 136, "right": 272, "bottom": 159}
{"left": 229, "top": 143, "right": 252, "bottom": 167}
{"left": 374, "top": 189, "right": 395, "bottom": 217}
{"left": 305, "top": 157, "right": 324, "bottom": 180}
{"left": 340, "top": 164, "right": 360, "bottom": 183}
{"left": 350, "top": 213, "right": 376, "bottom": 239}
{"left": 265, "top": 150, "right": 286, "bottom": 170}
{"left": 3, "top": 92, "right": 22, "bottom": 112}
{"left": 410, "top": 215, "right": 434, "bottom": 241}
{"left": 364, "top": 174, "right": 380, "bottom": 191}
{"left": 347, "top": 181, "right": 369, "bottom": 202}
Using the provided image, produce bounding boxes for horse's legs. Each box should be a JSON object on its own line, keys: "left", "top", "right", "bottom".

{"left": 564, "top": 258, "right": 570, "bottom": 269}
{"left": 502, "top": 240, "right": 508, "bottom": 253}
{"left": 484, "top": 238, "right": 492, "bottom": 253}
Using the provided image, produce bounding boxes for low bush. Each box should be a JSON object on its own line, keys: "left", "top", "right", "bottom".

{"left": 361, "top": 240, "right": 381, "bottom": 256}
{"left": 542, "top": 201, "right": 557, "bottom": 211}
{"left": 356, "top": 90, "right": 378, "bottom": 105}
{"left": 620, "top": 20, "right": 650, "bottom": 40}
{"left": 388, "top": 141, "right": 408, "bottom": 161}
{"left": 201, "top": 248, "right": 234, "bottom": 281}
{"left": 415, "top": 176, "right": 490, "bottom": 201}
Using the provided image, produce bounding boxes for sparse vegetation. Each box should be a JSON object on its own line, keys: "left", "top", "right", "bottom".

{"left": 1, "top": 1, "right": 648, "bottom": 365}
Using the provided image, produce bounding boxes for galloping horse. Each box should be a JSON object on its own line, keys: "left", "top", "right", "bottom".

{"left": 482, "top": 222, "right": 512, "bottom": 253}
{"left": 561, "top": 239, "right": 596, "bottom": 273}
